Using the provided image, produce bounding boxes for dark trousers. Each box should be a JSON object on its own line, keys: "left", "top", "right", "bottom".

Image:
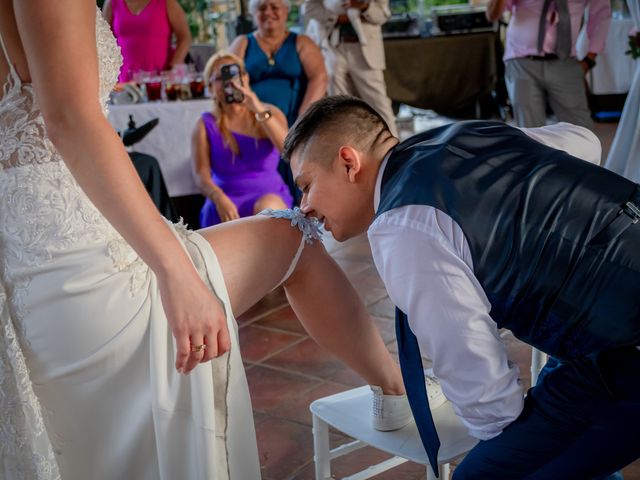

{"left": 453, "top": 347, "right": 640, "bottom": 479}
{"left": 129, "top": 152, "right": 178, "bottom": 223}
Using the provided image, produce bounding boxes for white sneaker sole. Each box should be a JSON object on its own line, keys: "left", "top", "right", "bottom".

{"left": 374, "top": 414, "right": 414, "bottom": 432}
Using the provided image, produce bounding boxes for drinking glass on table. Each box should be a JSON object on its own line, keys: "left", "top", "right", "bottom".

{"left": 189, "top": 72, "right": 205, "bottom": 99}
{"left": 142, "top": 72, "right": 162, "bottom": 102}
{"left": 163, "top": 70, "right": 179, "bottom": 101}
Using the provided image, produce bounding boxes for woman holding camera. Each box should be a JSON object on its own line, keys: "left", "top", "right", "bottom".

{"left": 192, "top": 52, "right": 293, "bottom": 226}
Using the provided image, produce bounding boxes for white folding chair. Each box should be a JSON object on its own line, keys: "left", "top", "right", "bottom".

{"left": 310, "top": 348, "right": 549, "bottom": 479}
{"left": 310, "top": 386, "right": 478, "bottom": 480}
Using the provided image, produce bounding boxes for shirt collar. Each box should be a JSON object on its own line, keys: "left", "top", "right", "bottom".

{"left": 373, "top": 151, "right": 392, "bottom": 213}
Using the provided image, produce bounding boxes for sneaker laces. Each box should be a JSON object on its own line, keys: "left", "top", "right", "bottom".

{"left": 371, "top": 387, "right": 383, "bottom": 417}
{"left": 425, "top": 370, "right": 442, "bottom": 403}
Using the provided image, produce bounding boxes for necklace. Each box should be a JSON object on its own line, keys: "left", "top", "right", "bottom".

{"left": 256, "top": 31, "right": 287, "bottom": 67}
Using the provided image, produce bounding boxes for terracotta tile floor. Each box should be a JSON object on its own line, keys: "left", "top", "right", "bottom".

{"left": 238, "top": 118, "right": 639, "bottom": 479}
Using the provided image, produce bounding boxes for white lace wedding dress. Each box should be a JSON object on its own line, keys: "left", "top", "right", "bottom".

{"left": 0, "top": 10, "right": 260, "bottom": 480}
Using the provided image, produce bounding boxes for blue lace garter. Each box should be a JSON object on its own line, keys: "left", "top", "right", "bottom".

{"left": 259, "top": 207, "right": 323, "bottom": 244}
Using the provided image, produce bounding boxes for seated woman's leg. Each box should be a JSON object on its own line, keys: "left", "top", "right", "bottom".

{"left": 198, "top": 215, "right": 404, "bottom": 394}
{"left": 252, "top": 193, "right": 287, "bottom": 215}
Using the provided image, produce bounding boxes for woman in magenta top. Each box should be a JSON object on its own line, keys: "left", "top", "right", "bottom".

{"left": 103, "top": 0, "right": 192, "bottom": 82}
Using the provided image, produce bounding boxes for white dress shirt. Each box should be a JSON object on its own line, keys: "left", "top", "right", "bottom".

{"left": 368, "top": 123, "right": 601, "bottom": 440}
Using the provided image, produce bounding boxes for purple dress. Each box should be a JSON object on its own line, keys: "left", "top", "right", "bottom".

{"left": 199, "top": 112, "right": 293, "bottom": 227}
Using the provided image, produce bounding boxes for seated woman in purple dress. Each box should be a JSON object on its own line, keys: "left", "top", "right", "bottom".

{"left": 192, "top": 52, "right": 293, "bottom": 227}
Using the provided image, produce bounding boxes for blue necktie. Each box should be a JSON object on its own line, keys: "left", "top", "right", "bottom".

{"left": 396, "top": 308, "right": 441, "bottom": 477}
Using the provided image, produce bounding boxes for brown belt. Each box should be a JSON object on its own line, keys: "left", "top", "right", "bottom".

{"left": 526, "top": 53, "right": 559, "bottom": 60}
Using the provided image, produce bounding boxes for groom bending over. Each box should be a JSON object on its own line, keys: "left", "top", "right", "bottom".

{"left": 284, "top": 95, "right": 640, "bottom": 479}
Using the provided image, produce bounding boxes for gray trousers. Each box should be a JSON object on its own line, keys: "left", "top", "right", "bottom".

{"left": 505, "top": 57, "right": 593, "bottom": 130}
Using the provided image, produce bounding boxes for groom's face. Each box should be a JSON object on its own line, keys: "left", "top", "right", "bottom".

{"left": 291, "top": 146, "right": 373, "bottom": 242}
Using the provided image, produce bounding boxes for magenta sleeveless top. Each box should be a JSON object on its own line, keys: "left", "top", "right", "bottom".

{"left": 111, "top": 0, "right": 173, "bottom": 82}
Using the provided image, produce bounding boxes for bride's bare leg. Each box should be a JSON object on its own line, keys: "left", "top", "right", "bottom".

{"left": 198, "top": 216, "right": 405, "bottom": 394}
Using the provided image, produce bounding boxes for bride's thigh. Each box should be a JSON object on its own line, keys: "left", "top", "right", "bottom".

{"left": 197, "top": 216, "right": 306, "bottom": 317}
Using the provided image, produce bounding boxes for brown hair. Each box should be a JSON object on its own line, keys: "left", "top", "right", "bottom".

{"left": 282, "top": 95, "right": 390, "bottom": 166}
{"left": 203, "top": 51, "right": 252, "bottom": 157}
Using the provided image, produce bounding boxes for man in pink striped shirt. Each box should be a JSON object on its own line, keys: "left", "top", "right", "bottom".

{"left": 487, "top": 0, "right": 611, "bottom": 130}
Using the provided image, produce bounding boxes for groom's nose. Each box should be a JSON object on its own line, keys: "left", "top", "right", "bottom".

{"left": 299, "top": 196, "right": 313, "bottom": 215}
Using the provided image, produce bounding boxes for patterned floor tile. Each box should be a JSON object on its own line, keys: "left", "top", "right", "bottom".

{"left": 264, "top": 337, "right": 346, "bottom": 379}
{"left": 238, "top": 324, "right": 303, "bottom": 363}
{"left": 246, "top": 365, "right": 319, "bottom": 413}
{"left": 255, "top": 305, "right": 308, "bottom": 335}
{"left": 271, "top": 381, "right": 348, "bottom": 426}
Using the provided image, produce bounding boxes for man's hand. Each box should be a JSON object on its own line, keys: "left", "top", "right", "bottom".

{"left": 343, "top": 0, "right": 369, "bottom": 11}
{"left": 336, "top": 0, "right": 368, "bottom": 23}
{"left": 580, "top": 52, "right": 597, "bottom": 74}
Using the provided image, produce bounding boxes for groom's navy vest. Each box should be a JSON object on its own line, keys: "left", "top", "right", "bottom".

{"left": 377, "top": 121, "right": 640, "bottom": 474}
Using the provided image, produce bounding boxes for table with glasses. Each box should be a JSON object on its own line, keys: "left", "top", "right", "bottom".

{"left": 108, "top": 99, "right": 211, "bottom": 227}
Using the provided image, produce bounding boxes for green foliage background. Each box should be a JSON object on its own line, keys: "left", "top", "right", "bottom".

{"left": 177, "top": 0, "right": 210, "bottom": 38}
{"left": 96, "top": 0, "right": 471, "bottom": 36}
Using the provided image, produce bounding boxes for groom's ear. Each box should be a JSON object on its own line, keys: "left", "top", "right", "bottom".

{"left": 337, "top": 146, "right": 363, "bottom": 183}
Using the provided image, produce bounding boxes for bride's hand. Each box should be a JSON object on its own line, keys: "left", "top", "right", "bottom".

{"left": 157, "top": 270, "right": 231, "bottom": 374}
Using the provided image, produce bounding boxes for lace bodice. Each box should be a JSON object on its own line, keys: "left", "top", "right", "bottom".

{"left": 0, "top": 10, "right": 121, "bottom": 170}
{"left": 0, "top": 10, "right": 126, "bottom": 286}
{"left": 0, "top": 13, "right": 126, "bottom": 480}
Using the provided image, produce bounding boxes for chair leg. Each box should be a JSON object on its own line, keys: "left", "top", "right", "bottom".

{"left": 530, "top": 348, "right": 548, "bottom": 387}
{"left": 426, "top": 463, "right": 450, "bottom": 480}
{"left": 312, "top": 414, "right": 331, "bottom": 480}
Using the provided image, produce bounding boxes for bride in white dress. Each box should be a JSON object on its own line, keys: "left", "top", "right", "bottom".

{"left": 0, "top": 1, "right": 405, "bottom": 479}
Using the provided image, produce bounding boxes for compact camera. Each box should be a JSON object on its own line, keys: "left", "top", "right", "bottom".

{"left": 220, "top": 63, "right": 245, "bottom": 104}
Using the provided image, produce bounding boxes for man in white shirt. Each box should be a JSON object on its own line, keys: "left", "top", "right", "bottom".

{"left": 283, "top": 95, "right": 640, "bottom": 478}
{"left": 303, "top": 0, "right": 398, "bottom": 136}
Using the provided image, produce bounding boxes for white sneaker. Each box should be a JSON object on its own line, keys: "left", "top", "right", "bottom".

{"left": 371, "top": 386, "right": 414, "bottom": 431}
{"left": 371, "top": 371, "right": 446, "bottom": 432}
{"left": 424, "top": 368, "right": 446, "bottom": 410}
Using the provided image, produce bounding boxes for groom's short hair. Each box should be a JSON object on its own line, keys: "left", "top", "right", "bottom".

{"left": 282, "top": 95, "right": 391, "bottom": 167}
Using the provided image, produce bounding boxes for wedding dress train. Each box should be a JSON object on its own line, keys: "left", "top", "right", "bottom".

{"left": 0, "top": 10, "right": 260, "bottom": 480}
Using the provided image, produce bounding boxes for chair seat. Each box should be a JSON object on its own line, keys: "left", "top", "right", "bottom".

{"left": 310, "top": 386, "right": 478, "bottom": 465}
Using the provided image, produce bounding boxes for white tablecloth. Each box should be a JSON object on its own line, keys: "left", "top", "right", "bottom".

{"left": 108, "top": 99, "right": 211, "bottom": 197}
{"left": 577, "top": 17, "right": 635, "bottom": 95}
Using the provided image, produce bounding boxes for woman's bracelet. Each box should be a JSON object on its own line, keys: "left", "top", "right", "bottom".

{"left": 254, "top": 109, "right": 272, "bottom": 122}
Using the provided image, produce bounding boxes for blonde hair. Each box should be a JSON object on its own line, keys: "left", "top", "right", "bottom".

{"left": 203, "top": 51, "right": 252, "bottom": 157}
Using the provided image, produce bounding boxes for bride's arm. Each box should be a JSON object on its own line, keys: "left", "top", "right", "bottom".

{"left": 13, "top": 0, "right": 227, "bottom": 374}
